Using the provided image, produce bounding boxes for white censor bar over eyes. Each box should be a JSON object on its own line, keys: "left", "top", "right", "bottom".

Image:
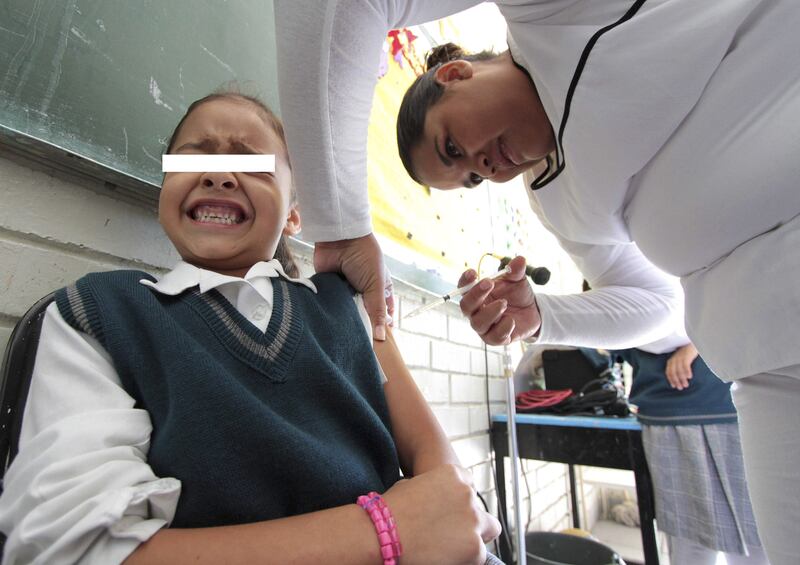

{"left": 162, "top": 154, "right": 275, "bottom": 173}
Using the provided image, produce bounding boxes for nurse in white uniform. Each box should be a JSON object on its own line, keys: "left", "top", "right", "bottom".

{"left": 274, "top": 2, "right": 800, "bottom": 563}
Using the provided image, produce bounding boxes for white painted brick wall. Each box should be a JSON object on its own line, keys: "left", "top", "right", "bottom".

{"left": 0, "top": 157, "right": 174, "bottom": 331}
{"left": 486, "top": 349, "right": 505, "bottom": 377}
{"left": 451, "top": 434, "right": 491, "bottom": 468}
{"left": 470, "top": 348, "right": 488, "bottom": 374}
{"left": 450, "top": 374, "right": 487, "bottom": 404}
{"left": 538, "top": 462, "right": 569, "bottom": 490}
{"left": 538, "top": 476, "right": 569, "bottom": 510}
{"left": 546, "top": 513, "right": 572, "bottom": 534}
{"left": 581, "top": 483, "right": 601, "bottom": 530}
{"left": 447, "top": 314, "right": 483, "bottom": 347}
{"left": 430, "top": 339, "right": 473, "bottom": 374}
{"left": 397, "top": 296, "right": 448, "bottom": 339}
{"left": 431, "top": 406, "right": 472, "bottom": 439}
{"left": 0, "top": 238, "right": 158, "bottom": 317}
{"left": 392, "top": 329, "right": 431, "bottom": 368}
{"left": 469, "top": 404, "right": 491, "bottom": 435}
{"left": 488, "top": 378, "right": 507, "bottom": 402}
{"left": 1, "top": 153, "right": 176, "bottom": 268}
{"left": 498, "top": 456, "right": 576, "bottom": 537}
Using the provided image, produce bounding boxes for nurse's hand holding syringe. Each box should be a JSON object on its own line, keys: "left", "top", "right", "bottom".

{"left": 454, "top": 256, "right": 545, "bottom": 346}
{"left": 404, "top": 265, "right": 513, "bottom": 319}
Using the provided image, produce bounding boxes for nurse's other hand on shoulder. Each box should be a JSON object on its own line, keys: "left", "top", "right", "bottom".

{"left": 458, "top": 256, "right": 541, "bottom": 346}
{"left": 314, "top": 233, "right": 393, "bottom": 340}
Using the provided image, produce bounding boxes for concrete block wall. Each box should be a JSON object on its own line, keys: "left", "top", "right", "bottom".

{"left": 508, "top": 459, "right": 573, "bottom": 535}
{"left": 392, "top": 288, "right": 509, "bottom": 516}
{"left": 0, "top": 149, "right": 180, "bottom": 351}
{"left": 1, "top": 147, "right": 582, "bottom": 541}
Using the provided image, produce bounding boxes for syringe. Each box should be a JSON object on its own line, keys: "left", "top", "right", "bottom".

{"left": 403, "top": 265, "right": 512, "bottom": 319}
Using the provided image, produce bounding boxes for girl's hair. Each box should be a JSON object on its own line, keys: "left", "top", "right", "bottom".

{"left": 396, "top": 43, "right": 497, "bottom": 183}
{"left": 165, "top": 90, "right": 300, "bottom": 278}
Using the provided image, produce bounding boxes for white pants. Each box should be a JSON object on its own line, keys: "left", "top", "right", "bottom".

{"left": 732, "top": 367, "right": 800, "bottom": 565}
{"left": 668, "top": 535, "right": 769, "bottom": 565}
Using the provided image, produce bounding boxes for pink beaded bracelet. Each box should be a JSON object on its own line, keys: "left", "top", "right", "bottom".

{"left": 356, "top": 491, "right": 403, "bottom": 565}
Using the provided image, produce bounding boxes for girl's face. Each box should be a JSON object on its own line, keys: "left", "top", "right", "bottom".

{"left": 410, "top": 57, "right": 555, "bottom": 189}
{"left": 159, "top": 98, "right": 298, "bottom": 277}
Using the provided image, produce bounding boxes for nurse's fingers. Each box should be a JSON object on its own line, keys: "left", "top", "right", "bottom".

{"left": 504, "top": 256, "right": 529, "bottom": 283}
{"left": 466, "top": 298, "right": 507, "bottom": 336}
{"left": 458, "top": 268, "right": 478, "bottom": 288}
{"left": 481, "top": 315, "right": 516, "bottom": 346}
{"left": 459, "top": 278, "right": 496, "bottom": 318}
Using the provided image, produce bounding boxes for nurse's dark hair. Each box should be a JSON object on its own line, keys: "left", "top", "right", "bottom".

{"left": 165, "top": 88, "right": 300, "bottom": 278}
{"left": 397, "top": 43, "right": 497, "bottom": 184}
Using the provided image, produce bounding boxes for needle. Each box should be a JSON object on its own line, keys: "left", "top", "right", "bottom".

{"left": 403, "top": 265, "right": 512, "bottom": 319}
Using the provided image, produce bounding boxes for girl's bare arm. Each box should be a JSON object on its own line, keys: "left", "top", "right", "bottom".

{"left": 375, "top": 328, "right": 460, "bottom": 476}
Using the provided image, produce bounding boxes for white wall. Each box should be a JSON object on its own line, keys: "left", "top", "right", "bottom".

{"left": 0, "top": 148, "right": 179, "bottom": 350}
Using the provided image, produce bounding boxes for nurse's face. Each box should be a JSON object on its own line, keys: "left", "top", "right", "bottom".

{"left": 410, "top": 56, "right": 555, "bottom": 189}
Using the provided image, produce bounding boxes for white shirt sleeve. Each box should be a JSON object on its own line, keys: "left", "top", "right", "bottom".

{"left": 534, "top": 236, "right": 685, "bottom": 349}
{"left": 0, "top": 303, "right": 181, "bottom": 565}
{"left": 523, "top": 190, "right": 684, "bottom": 349}
{"left": 273, "top": 0, "right": 482, "bottom": 242}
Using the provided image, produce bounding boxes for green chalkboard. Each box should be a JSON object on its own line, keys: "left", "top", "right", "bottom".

{"left": 0, "top": 0, "right": 278, "bottom": 202}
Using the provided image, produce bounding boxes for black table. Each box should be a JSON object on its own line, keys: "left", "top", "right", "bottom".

{"left": 491, "top": 414, "right": 659, "bottom": 564}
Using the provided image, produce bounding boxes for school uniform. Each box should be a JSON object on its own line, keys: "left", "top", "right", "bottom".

{"left": 617, "top": 343, "right": 762, "bottom": 559}
{"left": 0, "top": 260, "right": 397, "bottom": 564}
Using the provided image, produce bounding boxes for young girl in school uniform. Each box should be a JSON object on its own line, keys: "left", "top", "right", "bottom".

{"left": 0, "top": 93, "right": 500, "bottom": 565}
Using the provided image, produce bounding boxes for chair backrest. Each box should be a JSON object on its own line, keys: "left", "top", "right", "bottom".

{"left": 0, "top": 293, "right": 55, "bottom": 556}
{"left": 0, "top": 293, "right": 55, "bottom": 480}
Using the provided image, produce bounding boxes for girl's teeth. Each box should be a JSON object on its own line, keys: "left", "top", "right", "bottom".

{"left": 192, "top": 206, "right": 242, "bottom": 224}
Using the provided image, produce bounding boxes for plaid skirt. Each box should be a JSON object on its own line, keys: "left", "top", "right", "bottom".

{"left": 641, "top": 423, "right": 762, "bottom": 554}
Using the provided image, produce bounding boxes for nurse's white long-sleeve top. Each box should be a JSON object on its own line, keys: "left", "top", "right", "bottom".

{"left": 275, "top": 0, "right": 800, "bottom": 380}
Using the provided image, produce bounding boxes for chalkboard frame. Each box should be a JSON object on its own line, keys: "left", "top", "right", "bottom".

{"left": 0, "top": 123, "right": 160, "bottom": 207}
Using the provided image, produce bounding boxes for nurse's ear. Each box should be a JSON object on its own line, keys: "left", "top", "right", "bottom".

{"left": 434, "top": 60, "right": 474, "bottom": 85}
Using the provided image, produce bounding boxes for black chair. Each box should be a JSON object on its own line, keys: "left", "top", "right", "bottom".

{"left": 0, "top": 293, "right": 55, "bottom": 482}
{"left": 0, "top": 292, "right": 54, "bottom": 553}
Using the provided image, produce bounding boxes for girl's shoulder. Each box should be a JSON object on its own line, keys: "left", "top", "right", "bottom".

{"left": 308, "top": 271, "right": 355, "bottom": 297}
{"left": 57, "top": 269, "right": 157, "bottom": 306}
{"left": 53, "top": 269, "right": 157, "bottom": 338}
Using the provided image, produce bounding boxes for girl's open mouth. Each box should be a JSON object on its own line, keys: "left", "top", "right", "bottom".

{"left": 189, "top": 203, "right": 247, "bottom": 225}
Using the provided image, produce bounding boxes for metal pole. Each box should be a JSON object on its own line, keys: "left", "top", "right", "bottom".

{"left": 503, "top": 346, "right": 526, "bottom": 564}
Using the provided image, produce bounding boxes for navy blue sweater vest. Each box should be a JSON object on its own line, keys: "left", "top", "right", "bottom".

{"left": 616, "top": 348, "right": 737, "bottom": 426}
{"left": 55, "top": 270, "right": 400, "bottom": 527}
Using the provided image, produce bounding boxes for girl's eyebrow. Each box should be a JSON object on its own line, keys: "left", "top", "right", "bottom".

{"left": 229, "top": 140, "right": 261, "bottom": 155}
{"left": 174, "top": 138, "right": 217, "bottom": 153}
{"left": 174, "top": 139, "right": 262, "bottom": 155}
